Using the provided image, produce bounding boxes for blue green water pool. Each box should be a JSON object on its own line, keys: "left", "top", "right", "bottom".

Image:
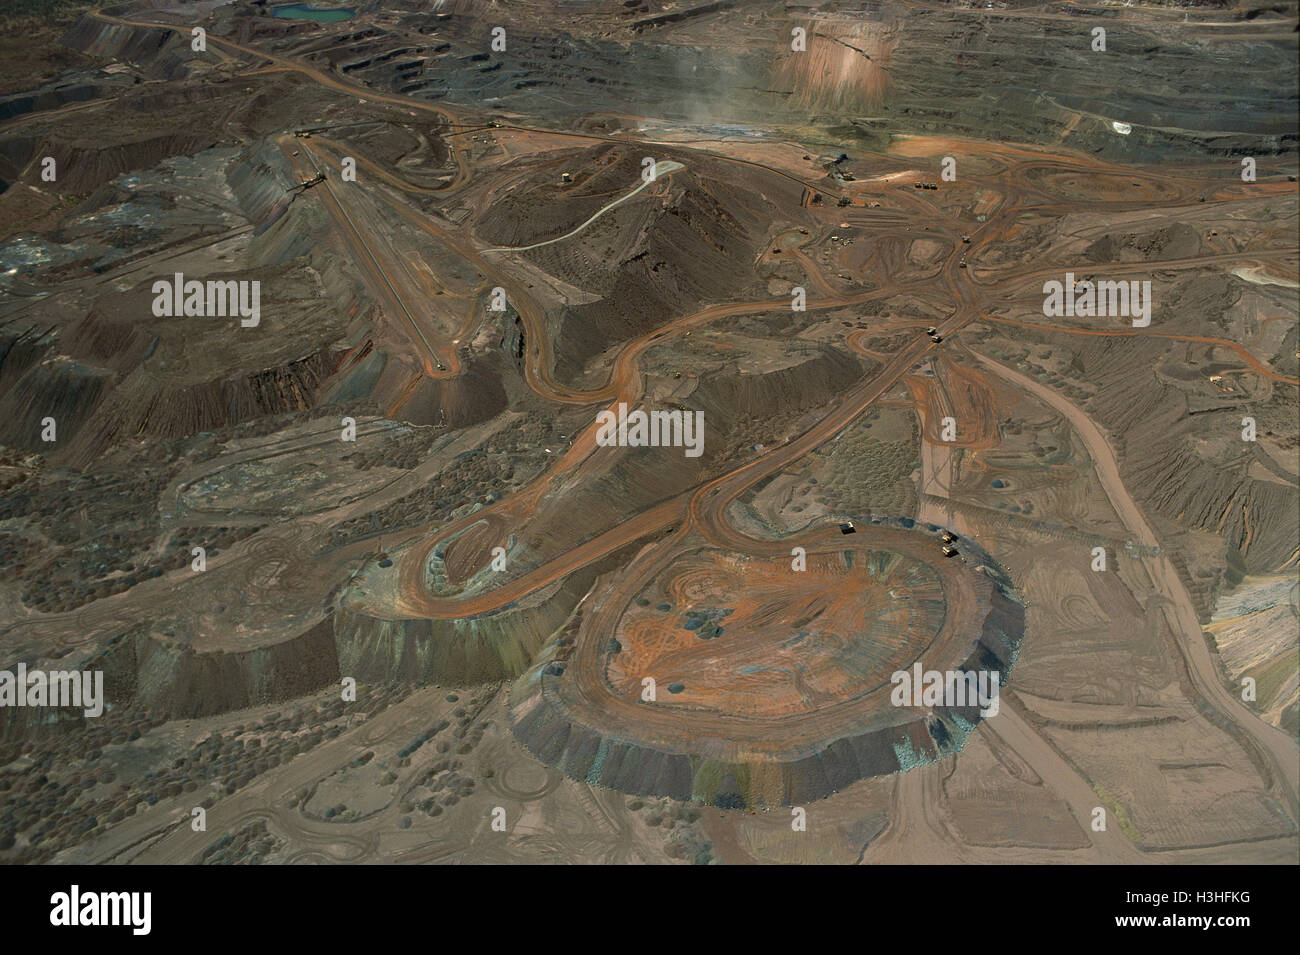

{"left": 272, "top": 4, "right": 356, "bottom": 22}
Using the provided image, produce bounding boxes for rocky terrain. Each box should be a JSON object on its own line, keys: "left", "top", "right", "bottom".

{"left": 0, "top": 0, "right": 1294, "bottom": 866}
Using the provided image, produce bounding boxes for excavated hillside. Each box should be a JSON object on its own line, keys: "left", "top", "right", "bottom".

{"left": 475, "top": 144, "right": 808, "bottom": 384}
{"left": 258, "top": 1, "right": 1298, "bottom": 162}
{"left": 1076, "top": 334, "right": 1297, "bottom": 576}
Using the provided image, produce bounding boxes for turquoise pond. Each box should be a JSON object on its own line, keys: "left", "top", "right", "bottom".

{"left": 271, "top": 4, "right": 356, "bottom": 22}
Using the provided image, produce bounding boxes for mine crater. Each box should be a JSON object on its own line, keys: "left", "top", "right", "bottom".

{"left": 510, "top": 519, "right": 1026, "bottom": 807}
{"left": 606, "top": 545, "right": 946, "bottom": 720}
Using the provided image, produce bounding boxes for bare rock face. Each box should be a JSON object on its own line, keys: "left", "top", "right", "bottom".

{"left": 334, "top": 569, "right": 601, "bottom": 686}
{"left": 0, "top": 618, "right": 341, "bottom": 737}
{"left": 1080, "top": 337, "right": 1296, "bottom": 575}
{"left": 0, "top": 358, "right": 111, "bottom": 455}
{"left": 61, "top": 17, "right": 194, "bottom": 81}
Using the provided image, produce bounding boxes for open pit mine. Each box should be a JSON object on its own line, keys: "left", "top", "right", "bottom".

{"left": 0, "top": 0, "right": 1294, "bottom": 873}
